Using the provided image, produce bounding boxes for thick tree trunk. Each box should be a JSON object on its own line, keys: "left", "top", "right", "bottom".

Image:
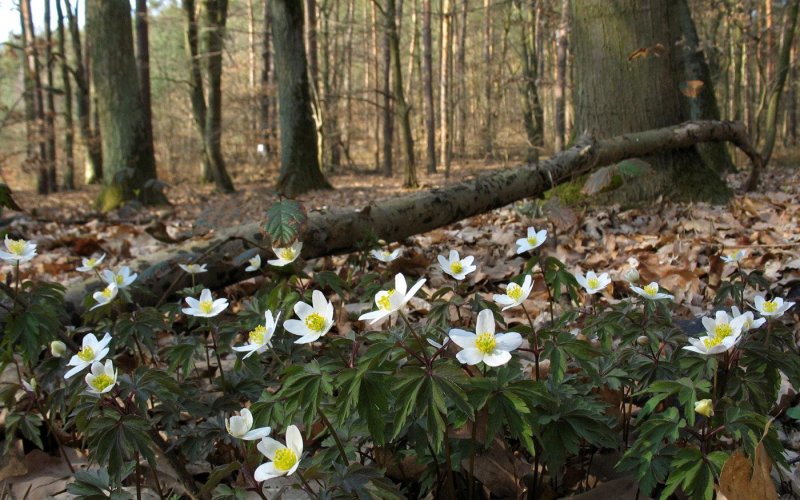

{"left": 272, "top": 0, "right": 332, "bottom": 196}
{"left": 65, "top": 0, "right": 102, "bottom": 184}
{"left": 64, "top": 120, "right": 760, "bottom": 316}
{"left": 57, "top": 0, "right": 75, "bottom": 191}
{"left": 422, "top": 0, "right": 436, "bottom": 172}
{"left": 572, "top": 0, "right": 729, "bottom": 203}
{"left": 202, "top": 0, "right": 236, "bottom": 192}
{"left": 87, "top": 0, "right": 167, "bottom": 210}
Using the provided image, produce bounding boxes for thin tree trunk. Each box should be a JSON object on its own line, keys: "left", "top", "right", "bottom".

{"left": 789, "top": 45, "right": 797, "bottom": 145}
{"left": 182, "top": 0, "right": 212, "bottom": 182}
{"left": 258, "top": 0, "right": 273, "bottom": 155}
{"left": 202, "top": 0, "right": 235, "bottom": 192}
{"left": 422, "top": 0, "right": 436, "bottom": 172}
{"left": 372, "top": 0, "right": 381, "bottom": 169}
{"left": 57, "top": 0, "right": 75, "bottom": 190}
{"left": 518, "top": 0, "right": 543, "bottom": 159}
{"left": 44, "top": 0, "right": 57, "bottom": 191}
{"left": 440, "top": 0, "right": 452, "bottom": 175}
{"left": 343, "top": 0, "right": 354, "bottom": 152}
{"left": 405, "top": 0, "right": 418, "bottom": 99}
{"left": 135, "top": 0, "right": 154, "bottom": 157}
{"left": 755, "top": 0, "right": 800, "bottom": 175}
{"left": 554, "top": 0, "right": 568, "bottom": 151}
{"left": 482, "top": 0, "right": 493, "bottom": 157}
{"left": 381, "top": 1, "right": 393, "bottom": 177}
{"left": 455, "top": 0, "right": 467, "bottom": 157}
{"left": 248, "top": 0, "right": 257, "bottom": 137}
{"left": 64, "top": 0, "right": 102, "bottom": 184}
{"left": 20, "top": 0, "right": 48, "bottom": 194}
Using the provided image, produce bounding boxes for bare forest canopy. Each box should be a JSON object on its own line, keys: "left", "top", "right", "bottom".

{"left": 0, "top": 0, "right": 797, "bottom": 202}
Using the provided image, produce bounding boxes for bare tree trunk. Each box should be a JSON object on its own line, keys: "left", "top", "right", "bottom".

{"left": 518, "top": 0, "right": 543, "bottom": 159}
{"left": 57, "top": 0, "right": 75, "bottom": 190}
{"left": 790, "top": 45, "right": 798, "bottom": 145}
{"left": 455, "top": 0, "right": 467, "bottom": 157}
{"left": 64, "top": 120, "right": 762, "bottom": 315}
{"left": 755, "top": 0, "right": 800, "bottom": 174}
{"left": 258, "top": 0, "right": 273, "bottom": 155}
{"left": 554, "top": 0, "right": 569, "bottom": 151}
{"left": 381, "top": 2, "right": 393, "bottom": 177}
{"left": 343, "top": 0, "right": 354, "bottom": 154}
{"left": 20, "top": 0, "right": 49, "bottom": 194}
{"left": 248, "top": 0, "right": 258, "bottom": 138}
{"left": 202, "top": 0, "right": 235, "bottom": 192}
{"left": 732, "top": 24, "right": 743, "bottom": 122}
{"left": 440, "top": 0, "right": 453, "bottom": 176}
{"left": 405, "top": 0, "right": 418, "bottom": 99}
{"left": 371, "top": 1, "right": 381, "bottom": 169}
{"left": 182, "top": 0, "right": 211, "bottom": 181}
{"left": 64, "top": 0, "right": 102, "bottom": 184}
{"left": 482, "top": 0, "right": 493, "bottom": 156}
{"left": 135, "top": 0, "right": 154, "bottom": 158}
{"left": 44, "top": 0, "right": 57, "bottom": 191}
{"left": 422, "top": 0, "right": 436, "bottom": 172}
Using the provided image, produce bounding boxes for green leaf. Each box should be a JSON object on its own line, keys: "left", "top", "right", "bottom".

{"left": 263, "top": 198, "right": 307, "bottom": 246}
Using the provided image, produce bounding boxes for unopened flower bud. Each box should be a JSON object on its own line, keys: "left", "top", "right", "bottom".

{"left": 623, "top": 267, "right": 640, "bottom": 284}
{"left": 50, "top": 340, "right": 67, "bottom": 358}
{"left": 636, "top": 335, "right": 650, "bottom": 346}
{"left": 694, "top": 399, "right": 714, "bottom": 418}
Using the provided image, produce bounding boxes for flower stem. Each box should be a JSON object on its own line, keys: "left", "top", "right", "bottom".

{"left": 520, "top": 303, "right": 540, "bottom": 380}
{"left": 208, "top": 322, "right": 226, "bottom": 386}
{"left": 317, "top": 406, "right": 349, "bottom": 464}
{"left": 295, "top": 470, "right": 319, "bottom": 499}
{"left": 399, "top": 311, "right": 431, "bottom": 366}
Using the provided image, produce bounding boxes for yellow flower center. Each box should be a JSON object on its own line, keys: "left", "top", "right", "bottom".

{"left": 7, "top": 239, "right": 26, "bottom": 255}
{"left": 526, "top": 236, "right": 537, "bottom": 246}
{"left": 249, "top": 325, "right": 267, "bottom": 345}
{"left": 377, "top": 289, "right": 396, "bottom": 311}
{"left": 644, "top": 283, "right": 658, "bottom": 296}
{"left": 115, "top": 275, "right": 125, "bottom": 285}
{"left": 450, "top": 261, "right": 463, "bottom": 274}
{"left": 507, "top": 283, "right": 523, "bottom": 301}
{"left": 587, "top": 277, "right": 600, "bottom": 289}
{"left": 382, "top": 251, "right": 392, "bottom": 259}
{"left": 304, "top": 313, "right": 326, "bottom": 332}
{"left": 279, "top": 248, "right": 295, "bottom": 261}
{"left": 77, "top": 346, "right": 95, "bottom": 362}
{"left": 91, "top": 374, "right": 114, "bottom": 392}
{"left": 249, "top": 257, "right": 259, "bottom": 267}
{"left": 101, "top": 287, "right": 114, "bottom": 299}
{"left": 273, "top": 447, "right": 298, "bottom": 471}
{"left": 714, "top": 323, "right": 732, "bottom": 339}
{"left": 703, "top": 336, "right": 723, "bottom": 349}
{"left": 763, "top": 300, "right": 778, "bottom": 313}
{"left": 199, "top": 300, "right": 214, "bottom": 315}
{"left": 86, "top": 258, "right": 97, "bottom": 267}
{"left": 475, "top": 332, "right": 496, "bottom": 354}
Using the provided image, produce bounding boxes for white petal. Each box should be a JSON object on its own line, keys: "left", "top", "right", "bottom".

{"left": 294, "top": 301, "right": 312, "bottom": 319}
{"left": 448, "top": 249, "right": 459, "bottom": 261}
{"left": 312, "top": 290, "right": 327, "bottom": 311}
{"left": 243, "top": 427, "right": 271, "bottom": 441}
{"left": 448, "top": 329, "right": 476, "bottom": 348}
{"left": 457, "top": 348, "right": 484, "bottom": 365}
{"left": 294, "top": 332, "right": 321, "bottom": 344}
{"left": 283, "top": 319, "right": 307, "bottom": 336}
{"left": 494, "top": 332, "right": 523, "bottom": 351}
{"left": 437, "top": 255, "right": 449, "bottom": 269}
{"left": 475, "top": 309, "right": 495, "bottom": 335}
{"left": 199, "top": 289, "right": 213, "bottom": 303}
{"left": 286, "top": 425, "right": 303, "bottom": 456}
{"left": 483, "top": 351, "right": 512, "bottom": 367}
{"left": 64, "top": 363, "right": 87, "bottom": 379}
{"left": 394, "top": 273, "right": 407, "bottom": 296}
{"left": 254, "top": 462, "right": 284, "bottom": 482}
{"left": 257, "top": 437, "right": 284, "bottom": 460}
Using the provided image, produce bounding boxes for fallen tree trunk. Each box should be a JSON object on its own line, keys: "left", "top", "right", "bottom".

{"left": 64, "top": 120, "right": 761, "bottom": 315}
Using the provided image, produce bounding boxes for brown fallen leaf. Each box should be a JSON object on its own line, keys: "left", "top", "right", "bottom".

{"left": 717, "top": 444, "right": 777, "bottom": 500}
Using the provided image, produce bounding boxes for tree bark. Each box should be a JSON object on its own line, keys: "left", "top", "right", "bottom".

{"left": 181, "top": 0, "right": 211, "bottom": 181}
{"left": 87, "top": 0, "right": 167, "bottom": 210}
{"left": 518, "top": 0, "right": 543, "bottom": 158}
{"left": 44, "top": 0, "right": 58, "bottom": 192}
{"left": 57, "top": 0, "right": 75, "bottom": 191}
{"left": 64, "top": 0, "right": 102, "bottom": 184}
{"left": 455, "top": 0, "right": 467, "bottom": 157}
{"left": 64, "top": 120, "right": 761, "bottom": 315}
{"left": 554, "top": 0, "right": 569, "bottom": 151}
{"left": 135, "top": 0, "right": 155, "bottom": 155}
{"left": 481, "top": 0, "right": 493, "bottom": 156}
{"left": 422, "top": 0, "right": 436, "bottom": 172}
{"left": 272, "top": 0, "right": 332, "bottom": 196}
{"left": 202, "top": 0, "right": 236, "bottom": 192}
{"left": 572, "top": 0, "right": 729, "bottom": 203}
{"left": 440, "top": 0, "right": 453, "bottom": 175}
{"left": 20, "top": 0, "right": 48, "bottom": 194}
{"left": 381, "top": 5, "right": 393, "bottom": 177}
{"left": 258, "top": 0, "right": 273, "bottom": 155}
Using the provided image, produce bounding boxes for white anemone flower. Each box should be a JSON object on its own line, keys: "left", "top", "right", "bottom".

{"left": 448, "top": 309, "right": 522, "bottom": 367}
{"left": 284, "top": 290, "right": 334, "bottom": 344}
{"left": 0, "top": 235, "right": 37, "bottom": 263}
{"left": 233, "top": 310, "right": 280, "bottom": 358}
{"left": 358, "top": 273, "right": 426, "bottom": 324}
{"left": 731, "top": 306, "right": 765, "bottom": 332}
{"left": 721, "top": 249, "right": 747, "bottom": 263}
{"left": 179, "top": 263, "right": 208, "bottom": 274}
{"left": 76, "top": 253, "right": 106, "bottom": 272}
{"left": 515, "top": 227, "right": 547, "bottom": 254}
{"left": 255, "top": 425, "right": 303, "bottom": 481}
{"left": 245, "top": 254, "right": 262, "bottom": 272}
{"left": 492, "top": 275, "right": 533, "bottom": 311}
{"left": 438, "top": 250, "right": 477, "bottom": 281}
{"left": 753, "top": 295, "right": 795, "bottom": 318}
{"left": 90, "top": 283, "right": 119, "bottom": 311}
{"left": 370, "top": 248, "right": 402, "bottom": 263}
{"left": 182, "top": 288, "right": 229, "bottom": 318}
{"left": 575, "top": 270, "right": 611, "bottom": 295}
{"left": 268, "top": 242, "right": 302, "bottom": 267}
{"left": 50, "top": 340, "right": 67, "bottom": 358}
{"left": 630, "top": 281, "right": 674, "bottom": 301}
{"left": 64, "top": 332, "right": 112, "bottom": 379}
{"left": 684, "top": 310, "right": 747, "bottom": 356}
{"left": 226, "top": 408, "right": 271, "bottom": 440}
{"left": 85, "top": 360, "right": 118, "bottom": 394}
{"left": 101, "top": 266, "right": 138, "bottom": 288}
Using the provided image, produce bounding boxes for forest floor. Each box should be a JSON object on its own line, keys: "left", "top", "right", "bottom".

{"left": 1, "top": 158, "right": 800, "bottom": 498}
